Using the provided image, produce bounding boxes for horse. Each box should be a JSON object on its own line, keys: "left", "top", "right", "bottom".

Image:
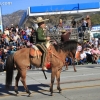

{"left": 64, "top": 52, "right": 77, "bottom": 72}
{"left": 5, "top": 40, "right": 78, "bottom": 96}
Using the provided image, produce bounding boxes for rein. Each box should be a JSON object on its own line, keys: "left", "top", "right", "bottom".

{"left": 48, "top": 48, "right": 65, "bottom": 64}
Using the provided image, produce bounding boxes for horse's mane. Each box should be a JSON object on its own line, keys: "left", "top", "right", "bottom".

{"left": 53, "top": 43, "right": 62, "bottom": 52}
{"left": 53, "top": 40, "right": 78, "bottom": 52}
{"left": 61, "top": 40, "right": 78, "bottom": 52}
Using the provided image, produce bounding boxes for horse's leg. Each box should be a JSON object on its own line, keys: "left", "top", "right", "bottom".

{"left": 70, "top": 52, "right": 77, "bottom": 72}
{"left": 49, "top": 67, "right": 56, "bottom": 96}
{"left": 65, "top": 62, "right": 68, "bottom": 70}
{"left": 72, "top": 58, "right": 77, "bottom": 72}
{"left": 20, "top": 69, "right": 31, "bottom": 96}
{"left": 56, "top": 68, "right": 62, "bottom": 93}
{"left": 14, "top": 71, "right": 20, "bottom": 95}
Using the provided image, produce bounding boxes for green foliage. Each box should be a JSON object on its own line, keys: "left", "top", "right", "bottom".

{"left": 91, "top": 13, "right": 100, "bottom": 25}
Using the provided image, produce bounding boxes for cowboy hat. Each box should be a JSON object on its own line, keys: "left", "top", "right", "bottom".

{"left": 34, "top": 17, "right": 49, "bottom": 23}
{"left": 60, "top": 29, "right": 66, "bottom": 33}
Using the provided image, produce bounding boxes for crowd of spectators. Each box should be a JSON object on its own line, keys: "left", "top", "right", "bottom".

{"left": 0, "top": 25, "right": 36, "bottom": 71}
{"left": 71, "top": 15, "right": 91, "bottom": 30}
{"left": 66, "top": 38, "right": 100, "bottom": 66}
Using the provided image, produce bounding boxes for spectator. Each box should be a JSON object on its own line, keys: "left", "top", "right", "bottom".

{"left": 98, "top": 44, "right": 100, "bottom": 51}
{"left": 93, "top": 54, "right": 98, "bottom": 64}
{"left": 86, "top": 15, "right": 91, "bottom": 29}
{"left": 91, "top": 46, "right": 100, "bottom": 55}
{"left": 85, "top": 48, "right": 93, "bottom": 63}
{"left": 58, "top": 19, "right": 63, "bottom": 28}
{"left": 79, "top": 49, "right": 87, "bottom": 64}
{"left": 4, "top": 28, "right": 9, "bottom": 36}
{"left": 61, "top": 29, "right": 71, "bottom": 42}
{"left": 94, "top": 38, "right": 98, "bottom": 48}
{"left": 0, "top": 29, "right": 3, "bottom": 34}
{"left": 0, "top": 57, "right": 4, "bottom": 72}
{"left": 71, "top": 17, "right": 76, "bottom": 28}
{"left": 13, "top": 33, "right": 20, "bottom": 46}
{"left": 75, "top": 42, "right": 82, "bottom": 62}
{"left": 15, "top": 25, "right": 19, "bottom": 32}
{"left": 97, "top": 56, "right": 100, "bottom": 64}
{"left": 81, "top": 18, "right": 87, "bottom": 31}
{"left": 65, "top": 57, "right": 72, "bottom": 65}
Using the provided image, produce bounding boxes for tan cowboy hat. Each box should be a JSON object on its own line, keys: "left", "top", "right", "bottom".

{"left": 60, "top": 29, "right": 66, "bottom": 33}
{"left": 34, "top": 17, "right": 49, "bottom": 23}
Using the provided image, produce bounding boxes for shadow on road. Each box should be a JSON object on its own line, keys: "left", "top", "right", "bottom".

{"left": 0, "top": 83, "right": 50, "bottom": 96}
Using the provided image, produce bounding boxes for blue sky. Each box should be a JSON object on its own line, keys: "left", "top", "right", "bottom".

{"left": 1, "top": 0, "right": 100, "bottom": 15}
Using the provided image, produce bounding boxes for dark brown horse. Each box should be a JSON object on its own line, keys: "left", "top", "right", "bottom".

{"left": 5, "top": 40, "right": 78, "bottom": 96}
{"left": 65, "top": 51, "right": 77, "bottom": 72}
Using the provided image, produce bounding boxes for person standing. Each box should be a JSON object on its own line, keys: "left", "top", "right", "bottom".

{"left": 75, "top": 42, "right": 82, "bottom": 63}
{"left": 61, "top": 29, "right": 71, "bottom": 42}
{"left": 86, "top": 15, "right": 91, "bottom": 29}
{"left": 71, "top": 17, "right": 76, "bottom": 28}
{"left": 34, "top": 17, "right": 50, "bottom": 70}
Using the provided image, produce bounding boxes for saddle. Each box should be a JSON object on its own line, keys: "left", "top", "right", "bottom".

{"left": 29, "top": 42, "right": 51, "bottom": 69}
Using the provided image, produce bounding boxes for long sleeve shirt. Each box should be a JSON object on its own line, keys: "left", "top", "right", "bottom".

{"left": 36, "top": 27, "right": 46, "bottom": 43}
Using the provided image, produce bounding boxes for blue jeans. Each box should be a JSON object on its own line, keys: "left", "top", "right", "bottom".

{"left": 65, "top": 57, "right": 72, "bottom": 65}
{"left": 79, "top": 58, "right": 87, "bottom": 64}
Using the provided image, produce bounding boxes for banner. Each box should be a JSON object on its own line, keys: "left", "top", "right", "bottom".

{"left": 0, "top": 6, "right": 3, "bottom": 32}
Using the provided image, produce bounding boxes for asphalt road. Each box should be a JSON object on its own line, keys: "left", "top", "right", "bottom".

{"left": 0, "top": 64, "right": 100, "bottom": 100}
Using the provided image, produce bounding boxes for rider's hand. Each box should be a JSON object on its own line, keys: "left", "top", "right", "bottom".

{"left": 46, "top": 37, "right": 50, "bottom": 40}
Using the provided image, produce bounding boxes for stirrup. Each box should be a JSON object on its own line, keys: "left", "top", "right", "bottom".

{"left": 42, "top": 66, "right": 48, "bottom": 71}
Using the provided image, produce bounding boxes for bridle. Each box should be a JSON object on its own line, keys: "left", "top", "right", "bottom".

{"left": 47, "top": 44, "right": 65, "bottom": 64}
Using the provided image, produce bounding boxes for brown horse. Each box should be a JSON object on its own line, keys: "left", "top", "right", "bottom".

{"left": 5, "top": 40, "right": 78, "bottom": 96}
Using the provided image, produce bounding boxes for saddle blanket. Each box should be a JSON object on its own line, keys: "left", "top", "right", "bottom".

{"left": 30, "top": 48, "right": 42, "bottom": 57}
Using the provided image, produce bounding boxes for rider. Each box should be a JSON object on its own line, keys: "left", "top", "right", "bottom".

{"left": 34, "top": 17, "right": 50, "bottom": 70}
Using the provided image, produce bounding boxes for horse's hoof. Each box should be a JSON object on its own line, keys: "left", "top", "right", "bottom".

{"left": 49, "top": 88, "right": 52, "bottom": 92}
{"left": 74, "top": 70, "right": 77, "bottom": 72}
{"left": 27, "top": 92, "right": 31, "bottom": 97}
{"left": 28, "top": 92, "right": 31, "bottom": 95}
{"left": 58, "top": 89, "right": 62, "bottom": 93}
{"left": 15, "top": 90, "right": 19, "bottom": 95}
{"left": 50, "top": 93, "right": 53, "bottom": 96}
{"left": 59, "top": 90, "right": 62, "bottom": 93}
{"left": 57, "top": 87, "right": 62, "bottom": 92}
{"left": 65, "top": 68, "right": 68, "bottom": 70}
{"left": 15, "top": 93, "right": 19, "bottom": 96}
{"left": 27, "top": 94, "right": 31, "bottom": 97}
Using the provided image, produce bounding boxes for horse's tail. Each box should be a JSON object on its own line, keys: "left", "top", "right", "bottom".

{"left": 5, "top": 53, "right": 14, "bottom": 89}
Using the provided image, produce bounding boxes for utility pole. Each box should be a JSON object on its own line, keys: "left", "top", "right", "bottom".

{"left": 0, "top": 5, "right": 3, "bottom": 32}
{"left": 0, "top": 2, "right": 12, "bottom": 32}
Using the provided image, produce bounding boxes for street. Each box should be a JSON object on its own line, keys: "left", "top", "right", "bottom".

{"left": 0, "top": 64, "right": 100, "bottom": 100}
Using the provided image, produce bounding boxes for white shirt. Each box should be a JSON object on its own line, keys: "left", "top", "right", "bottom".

{"left": 80, "top": 52, "right": 86, "bottom": 60}
{"left": 4, "top": 30, "right": 9, "bottom": 35}
{"left": 13, "top": 35, "right": 20, "bottom": 42}
{"left": 85, "top": 49, "right": 92, "bottom": 54}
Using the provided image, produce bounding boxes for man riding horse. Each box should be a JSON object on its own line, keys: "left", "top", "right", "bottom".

{"left": 33, "top": 17, "right": 50, "bottom": 70}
